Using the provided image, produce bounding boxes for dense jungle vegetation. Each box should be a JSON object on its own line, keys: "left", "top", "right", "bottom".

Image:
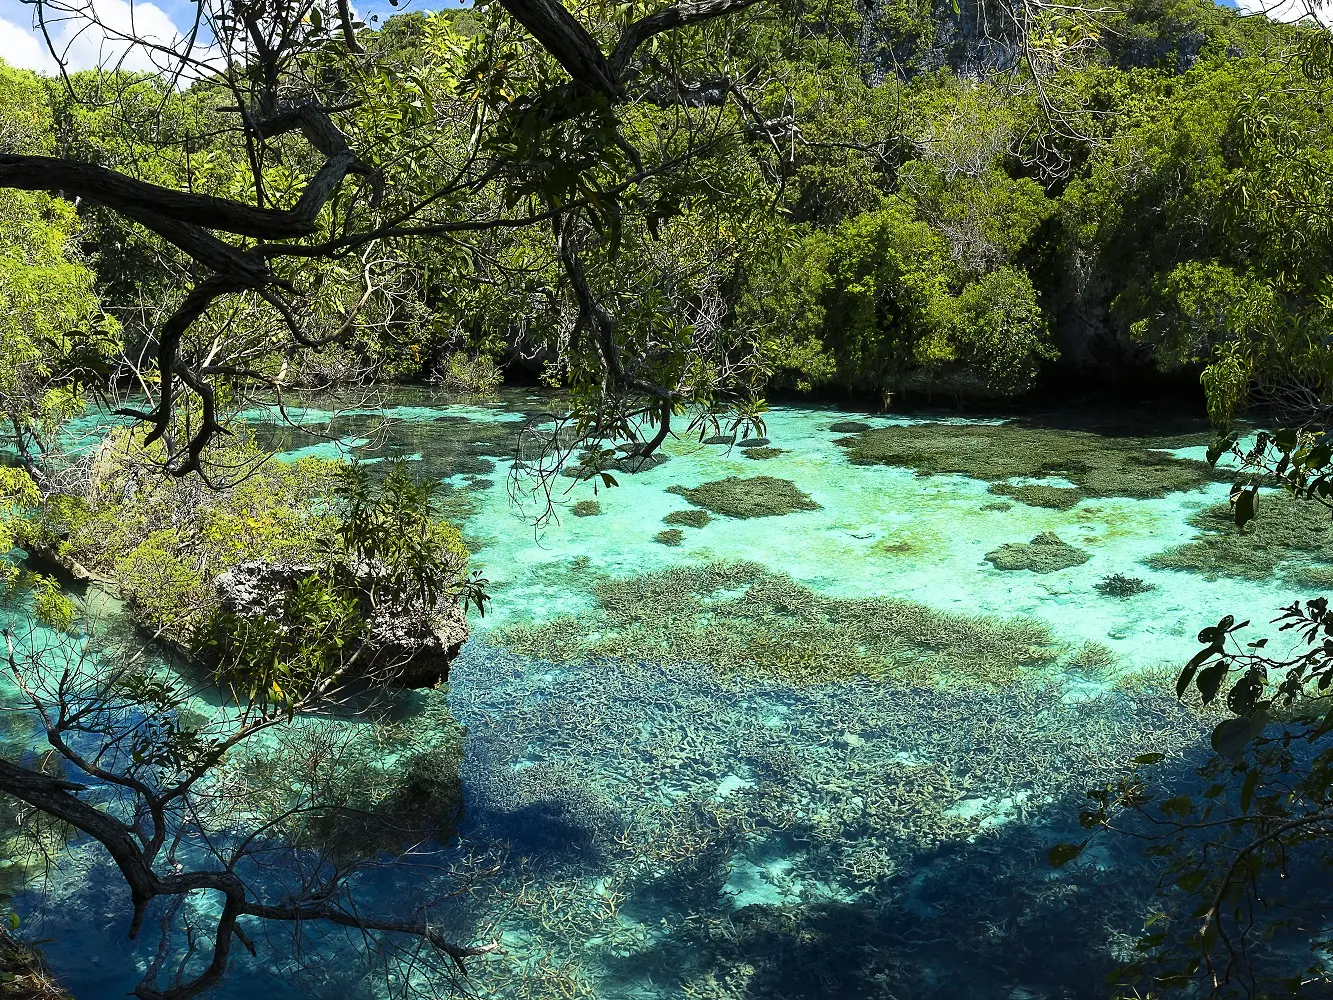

{"left": 3, "top": 0, "right": 1333, "bottom": 995}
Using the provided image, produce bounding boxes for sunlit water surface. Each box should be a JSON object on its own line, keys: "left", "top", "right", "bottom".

{"left": 4, "top": 389, "right": 1310, "bottom": 999}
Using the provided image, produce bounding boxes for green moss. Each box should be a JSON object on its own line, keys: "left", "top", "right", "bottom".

{"left": 664, "top": 509, "right": 712, "bottom": 528}
{"left": 498, "top": 561, "right": 1063, "bottom": 688}
{"left": 666, "top": 476, "right": 820, "bottom": 519}
{"left": 838, "top": 423, "right": 1224, "bottom": 500}
{"left": 743, "top": 447, "right": 786, "bottom": 460}
{"left": 654, "top": 528, "right": 685, "bottom": 546}
{"left": 985, "top": 533, "right": 1090, "bottom": 573}
{"left": 1147, "top": 492, "right": 1333, "bottom": 581}
{"left": 988, "top": 482, "right": 1083, "bottom": 510}
{"left": 572, "top": 500, "right": 602, "bottom": 517}
{"left": 1094, "top": 573, "right": 1156, "bottom": 598}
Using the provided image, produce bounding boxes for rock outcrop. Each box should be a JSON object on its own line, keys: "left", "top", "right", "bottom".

{"left": 215, "top": 561, "right": 468, "bottom": 688}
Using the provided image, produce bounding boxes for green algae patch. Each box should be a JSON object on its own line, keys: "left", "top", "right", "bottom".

{"left": 664, "top": 508, "right": 712, "bottom": 528}
{"left": 985, "top": 533, "right": 1090, "bottom": 573}
{"left": 837, "top": 423, "right": 1223, "bottom": 502}
{"left": 497, "top": 561, "right": 1063, "bottom": 687}
{"left": 1147, "top": 492, "right": 1333, "bottom": 582}
{"left": 572, "top": 500, "right": 602, "bottom": 517}
{"left": 654, "top": 528, "right": 685, "bottom": 546}
{"left": 667, "top": 476, "right": 820, "bottom": 519}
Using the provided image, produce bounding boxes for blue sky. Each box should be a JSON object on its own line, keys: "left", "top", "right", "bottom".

{"left": 0, "top": 0, "right": 467, "bottom": 74}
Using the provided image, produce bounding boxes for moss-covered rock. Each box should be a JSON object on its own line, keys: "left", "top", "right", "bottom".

{"left": 985, "top": 533, "right": 1091, "bottom": 573}
{"left": 667, "top": 476, "right": 820, "bottom": 519}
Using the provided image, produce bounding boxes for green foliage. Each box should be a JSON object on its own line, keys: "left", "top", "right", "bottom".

{"left": 498, "top": 561, "right": 1063, "bottom": 688}
{"left": 28, "top": 576, "right": 76, "bottom": 634}
{"left": 985, "top": 533, "right": 1092, "bottom": 573}
{"left": 436, "top": 352, "right": 503, "bottom": 395}
{"left": 666, "top": 476, "right": 821, "bottom": 519}
{"left": 839, "top": 423, "right": 1223, "bottom": 499}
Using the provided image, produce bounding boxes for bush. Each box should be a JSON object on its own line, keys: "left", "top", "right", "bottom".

{"left": 435, "top": 352, "right": 503, "bottom": 394}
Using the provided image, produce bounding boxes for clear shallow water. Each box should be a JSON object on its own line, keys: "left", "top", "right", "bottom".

{"left": 5, "top": 390, "right": 1312, "bottom": 999}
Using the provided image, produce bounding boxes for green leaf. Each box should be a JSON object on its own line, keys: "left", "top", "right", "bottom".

{"left": 1048, "top": 840, "right": 1088, "bottom": 867}
{"left": 1232, "top": 486, "right": 1257, "bottom": 531}
{"left": 1240, "top": 768, "right": 1260, "bottom": 812}
{"left": 1212, "top": 711, "right": 1267, "bottom": 759}
{"left": 1196, "top": 662, "right": 1229, "bottom": 703}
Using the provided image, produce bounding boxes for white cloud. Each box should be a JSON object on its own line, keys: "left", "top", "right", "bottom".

{"left": 1232, "top": 0, "right": 1332, "bottom": 24}
{"left": 0, "top": 0, "right": 213, "bottom": 76}
{"left": 0, "top": 13, "right": 57, "bottom": 70}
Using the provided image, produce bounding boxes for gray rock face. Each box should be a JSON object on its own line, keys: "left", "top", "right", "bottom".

{"left": 214, "top": 561, "right": 468, "bottom": 688}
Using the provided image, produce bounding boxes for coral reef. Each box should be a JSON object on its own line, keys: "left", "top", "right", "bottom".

{"left": 1147, "top": 492, "right": 1333, "bottom": 581}
{"left": 837, "top": 423, "right": 1225, "bottom": 500}
{"left": 828, "top": 421, "right": 872, "bottom": 433}
{"left": 498, "top": 560, "right": 1063, "bottom": 687}
{"left": 985, "top": 533, "right": 1090, "bottom": 573}
{"left": 736, "top": 438, "right": 771, "bottom": 449}
{"left": 667, "top": 477, "right": 820, "bottom": 519}
{"left": 1094, "top": 573, "right": 1156, "bottom": 598}
{"left": 743, "top": 448, "right": 786, "bottom": 461}
{"left": 449, "top": 639, "right": 1210, "bottom": 1000}
{"left": 1066, "top": 641, "right": 1117, "bottom": 675}
{"left": 988, "top": 482, "right": 1083, "bottom": 510}
{"left": 572, "top": 500, "right": 603, "bottom": 517}
{"left": 654, "top": 529, "right": 685, "bottom": 547}
{"left": 664, "top": 509, "right": 713, "bottom": 528}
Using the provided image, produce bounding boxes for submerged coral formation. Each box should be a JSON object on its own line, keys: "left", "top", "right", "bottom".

{"left": 655, "top": 528, "right": 686, "bottom": 546}
{"left": 743, "top": 447, "right": 786, "bottom": 460}
{"left": 985, "top": 533, "right": 1091, "bottom": 573}
{"left": 664, "top": 509, "right": 713, "bottom": 528}
{"left": 988, "top": 482, "right": 1083, "bottom": 510}
{"left": 1095, "top": 573, "right": 1156, "bottom": 598}
{"left": 572, "top": 500, "right": 603, "bottom": 517}
{"left": 667, "top": 477, "right": 820, "bottom": 519}
{"left": 1147, "top": 492, "right": 1333, "bottom": 582}
{"left": 736, "top": 438, "right": 771, "bottom": 449}
{"left": 837, "top": 423, "right": 1223, "bottom": 500}
{"left": 828, "top": 421, "right": 872, "bottom": 433}
{"left": 498, "top": 560, "right": 1062, "bottom": 687}
{"left": 451, "top": 639, "right": 1209, "bottom": 1000}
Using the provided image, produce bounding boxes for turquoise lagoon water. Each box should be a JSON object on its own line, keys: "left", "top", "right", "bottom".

{"left": 7, "top": 390, "right": 1314, "bottom": 999}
